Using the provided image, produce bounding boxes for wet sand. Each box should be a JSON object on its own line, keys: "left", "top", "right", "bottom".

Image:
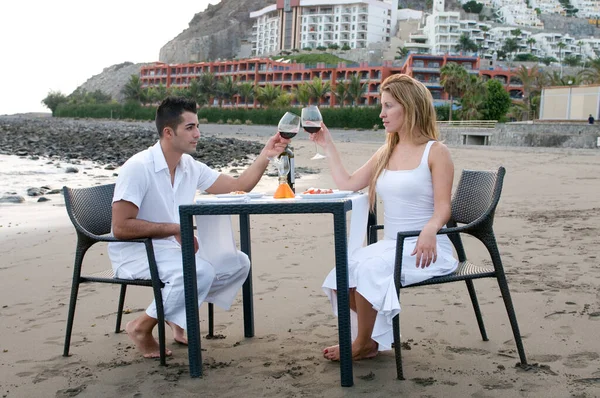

{"left": 1, "top": 127, "right": 600, "bottom": 397}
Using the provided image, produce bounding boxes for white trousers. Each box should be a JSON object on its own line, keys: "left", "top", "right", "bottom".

{"left": 114, "top": 246, "right": 250, "bottom": 330}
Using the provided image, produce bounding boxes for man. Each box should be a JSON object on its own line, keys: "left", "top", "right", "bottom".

{"left": 588, "top": 114, "right": 595, "bottom": 125}
{"left": 109, "top": 96, "right": 290, "bottom": 358}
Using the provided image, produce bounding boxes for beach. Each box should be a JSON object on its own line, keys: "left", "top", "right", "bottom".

{"left": 1, "top": 122, "right": 600, "bottom": 397}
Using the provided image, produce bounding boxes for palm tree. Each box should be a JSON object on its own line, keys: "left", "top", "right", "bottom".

{"left": 347, "top": 74, "right": 366, "bottom": 106}
{"left": 237, "top": 82, "right": 255, "bottom": 108}
{"left": 526, "top": 38, "right": 536, "bottom": 53}
{"left": 515, "top": 65, "right": 540, "bottom": 119}
{"left": 459, "top": 74, "right": 486, "bottom": 120}
{"left": 216, "top": 76, "right": 238, "bottom": 106}
{"left": 186, "top": 78, "right": 206, "bottom": 106}
{"left": 440, "top": 63, "right": 468, "bottom": 122}
{"left": 122, "top": 75, "right": 147, "bottom": 104}
{"left": 395, "top": 46, "right": 409, "bottom": 60}
{"left": 255, "top": 84, "right": 282, "bottom": 108}
{"left": 557, "top": 41, "right": 567, "bottom": 77}
{"left": 292, "top": 83, "right": 311, "bottom": 106}
{"left": 199, "top": 73, "right": 217, "bottom": 105}
{"left": 307, "top": 77, "right": 331, "bottom": 105}
{"left": 333, "top": 80, "right": 350, "bottom": 107}
{"left": 457, "top": 33, "right": 477, "bottom": 54}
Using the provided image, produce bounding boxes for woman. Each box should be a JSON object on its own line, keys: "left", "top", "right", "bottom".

{"left": 310, "top": 74, "right": 458, "bottom": 361}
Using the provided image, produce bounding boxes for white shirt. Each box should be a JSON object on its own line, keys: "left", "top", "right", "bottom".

{"left": 108, "top": 141, "right": 220, "bottom": 266}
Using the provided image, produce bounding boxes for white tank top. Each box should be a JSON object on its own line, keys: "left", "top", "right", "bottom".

{"left": 376, "top": 140, "right": 436, "bottom": 240}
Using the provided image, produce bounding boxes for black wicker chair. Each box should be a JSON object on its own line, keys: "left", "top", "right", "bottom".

{"left": 63, "top": 183, "right": 216, "bottom": 365}
{"left": 368, "top": 167, "right": 527, "bottom": 380}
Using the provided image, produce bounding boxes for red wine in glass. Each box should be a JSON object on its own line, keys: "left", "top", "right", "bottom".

{"left": 303, "top": 124, "right": 321, "bottom": 134}
{"left": 279, "top": 130, "right": 298, "bottom": 139}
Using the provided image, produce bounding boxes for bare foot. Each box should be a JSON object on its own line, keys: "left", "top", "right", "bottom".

{"left": 167, "top": 321, "right": 188, "bottom": 345}
{"left": 126, "top": 320, "right": 172, "bottom": 359}
{"left": 323, "top": 340, "right": 378, "bottom": 361}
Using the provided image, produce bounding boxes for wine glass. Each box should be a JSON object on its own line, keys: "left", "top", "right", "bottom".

{"left": 301, "top": 105, "right": 326, "bottom": 160}
{"left": 277, "top": 112, "right": 301, "bottom": 139}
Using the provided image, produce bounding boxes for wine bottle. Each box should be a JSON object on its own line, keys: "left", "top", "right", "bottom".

{"left": 278, "top": 145, "right": 295, "bottom": 193}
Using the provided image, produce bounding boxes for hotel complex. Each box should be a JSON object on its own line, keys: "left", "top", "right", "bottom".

{"left": 249, "top": 0, "right": 399, "bottom": 56}
{"left": 138, "top": 0, "right": 600, "bottom": 108}
{"left": 139, "top": 53, "right": 525, "bottom": 107}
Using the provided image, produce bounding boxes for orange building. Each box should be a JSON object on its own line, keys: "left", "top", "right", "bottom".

{"left": 139, "top": 55, "right": 521, "bottom": 107}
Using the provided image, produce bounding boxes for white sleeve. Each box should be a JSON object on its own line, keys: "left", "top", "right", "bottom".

{"left": 112, "top": 159, "right": 149, "bottom": 209}
{"left": 193, "top": 160, "right": 220, "bottom": 192}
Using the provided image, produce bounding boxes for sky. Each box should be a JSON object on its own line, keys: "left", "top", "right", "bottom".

{"left": 0, "top": 0, "right": 221, "bottom": 115}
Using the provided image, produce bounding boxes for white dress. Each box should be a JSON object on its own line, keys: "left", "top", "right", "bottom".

{"left": 322, "top": 140, "right": 458, "bottom": 351}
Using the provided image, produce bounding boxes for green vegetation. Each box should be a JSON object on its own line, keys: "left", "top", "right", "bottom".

{"left": 462, "top": 1, "right": 483, "bottom": 14}
{"left": 277, "top": 53, "right": 353, "bottom": 65}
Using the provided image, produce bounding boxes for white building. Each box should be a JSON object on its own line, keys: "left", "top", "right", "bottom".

{"left": 250, "top": 0, "right": 398, "bottom": 56}
{"left": 570, "top": 0, "right": 600, "bottom": 18}
{"left": 250, "top": 5, "right": 279, "bottom": 56}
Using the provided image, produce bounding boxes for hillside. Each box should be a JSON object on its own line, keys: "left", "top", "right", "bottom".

{"left": 159, "top": 0, "right": 272, "bottom": 63}
{"left": 76, "top": 62, "right": 149, "bottom": 103}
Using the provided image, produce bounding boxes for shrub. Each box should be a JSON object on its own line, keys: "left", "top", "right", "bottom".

{"left": 233, "top": 119, "right": 242, "bottom": 125}
{"left": 199, "top": 118, "right": 209, "bottom": 124}
{"left": 245, "top": 119, "right": 253, "bottom": 125}
{"left": 226, "top": 118, "right": 233, "bottom": 124}
{"left": 217, "top": 119, "right": 224, "bottom": 124}
{"left": 373, "top": 124, "right": 380, "bottom": 130}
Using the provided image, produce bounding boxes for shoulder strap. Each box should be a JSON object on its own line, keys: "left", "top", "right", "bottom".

{"left": 421, "top": 141, "right": 436, "bottom": 165}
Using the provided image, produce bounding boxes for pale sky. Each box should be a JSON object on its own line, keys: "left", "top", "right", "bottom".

{"left": 0, "top": 0, "right": 221, "bottom": 115}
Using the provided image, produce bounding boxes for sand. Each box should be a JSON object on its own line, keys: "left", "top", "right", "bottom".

{"left": 1, "top": 129, "right": 600, "bottom": 397}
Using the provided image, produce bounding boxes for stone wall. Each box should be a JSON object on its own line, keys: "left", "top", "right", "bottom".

{"left": 439, "top": 123, "right": 600, "bottom": 148}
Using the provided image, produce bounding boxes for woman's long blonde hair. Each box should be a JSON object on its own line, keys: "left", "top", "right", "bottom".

{"left": 368, "top": 74, "right": 439, "bottom": 210}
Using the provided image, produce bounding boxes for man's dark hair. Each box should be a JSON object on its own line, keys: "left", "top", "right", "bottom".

{"left": 155, "top": 96, "right": 197, "bottom": 137}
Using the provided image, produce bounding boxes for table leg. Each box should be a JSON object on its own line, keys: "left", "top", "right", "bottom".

{"left": 333, "top": 211, "right": 353, "bottom": 387}
{"left": 239, "top": 214, "right": 255, "bottom": 338}
{"left": 181, "top": 213, "right": 203, "bottom": 378}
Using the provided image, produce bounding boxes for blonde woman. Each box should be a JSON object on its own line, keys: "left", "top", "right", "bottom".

{"left": 310, "top": 74, "right": 458, "bottom": 361}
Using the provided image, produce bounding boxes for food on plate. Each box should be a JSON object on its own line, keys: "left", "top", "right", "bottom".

{"left": 229, "top": 190, "right": 247, "bottom": 195}
{"left": 302, "top": 188, "right": 334, "bottom": 195}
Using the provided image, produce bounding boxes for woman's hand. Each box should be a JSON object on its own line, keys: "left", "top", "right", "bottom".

{"left": 308, "top": 122, "right": 333, "bottom": 150}
{"left": 411, "top": 226, "right": 437, "bottom": 268}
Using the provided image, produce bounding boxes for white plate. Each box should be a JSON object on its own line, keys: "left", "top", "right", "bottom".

{"left": 196, "top": 196, "right": 248, "bottom": 203}
{"left": 297, "top": 190, "right": 354, "bottom": 199}
{"left": 247, "top": 192, "right": 266, "bottom": 198}
{"left": 215, "top": 192, "right": 265, "bottom": 199}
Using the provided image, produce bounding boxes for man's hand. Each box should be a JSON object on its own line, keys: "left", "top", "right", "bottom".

{"left": 261, "top": 132, "right": 291, "bottom": 159}
{"left": 174, "top": 233, "right": 199, "bottom": 253}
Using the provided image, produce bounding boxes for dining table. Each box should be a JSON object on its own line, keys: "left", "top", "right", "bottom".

{"left": 178, "top": 191, "right": 376, "bottom": 387}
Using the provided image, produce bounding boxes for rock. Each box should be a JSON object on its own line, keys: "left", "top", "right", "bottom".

{"left": 37, "top": 197, "right": 50, "bottom": 202}
{"left": 0, "top": 115, "right": 265, "bottom": 170}
{"left": 0, "top": 195, "right": 25, "bottom": 203}
{"left": 65, "top": 167, "right": 79, "bottom": 173}
{"left": 27, "top": 187, "right": 44, "bottom": 196}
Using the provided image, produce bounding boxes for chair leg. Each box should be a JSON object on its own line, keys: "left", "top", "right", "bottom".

{"left": 115, "top": 285, "right": 127, "bottom": 333}
{"left": 63, "top": 279, "right": 81, "bottom": 357}
{"left": 465, "top": 280, "right": 488, "bottom": 341}
{"left": 393, "top": 313, "right": 404, "bottom": 380}
{"left": 208, "top": 303, "right": 214, "bottom": 337}
{"left": 496, "top": 275, "right": 527, "bottom": 365}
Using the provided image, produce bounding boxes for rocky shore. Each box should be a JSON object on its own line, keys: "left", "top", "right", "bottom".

{"left": 0, "top": 115, "right": 265, "bottom": 168}
{"left": 0, "top": 115, "right": 272, "bottom": 204}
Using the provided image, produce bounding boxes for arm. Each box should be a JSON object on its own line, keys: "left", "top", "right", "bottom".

{"left": 309, "top": 123, "right": 379, "bottom": 191}
{"left": 412, "top": 142, "right": 454, "bottom": 268}
{"left": 205, "top": 132, "right": 290, "bottom": 194}
{"left": 112, "top": 200, "right": 179, "bottom": 240}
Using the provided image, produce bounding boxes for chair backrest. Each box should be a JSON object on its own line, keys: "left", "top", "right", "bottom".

{"left": 450, "top": 167, "right": 505, "bottom": 225}
{"left": 63, "top": 184, "right": 115, "bottom": 237}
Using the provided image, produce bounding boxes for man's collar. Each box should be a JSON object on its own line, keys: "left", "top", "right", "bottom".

{"left": 150, "top": 141, "right": 188, "bottom": 173}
